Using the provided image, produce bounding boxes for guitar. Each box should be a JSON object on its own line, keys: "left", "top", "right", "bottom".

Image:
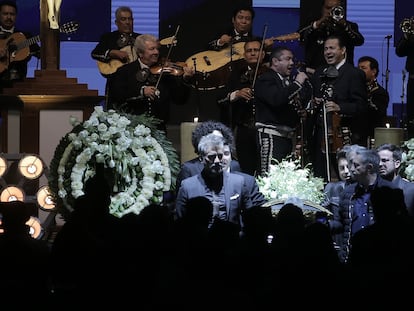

{"left": 96, "top": 45, "right": 138, "bottom": 76}
{"left": 0, "top": 21, "right": 79, "bottom": 74}
{"left": 185, "top": 32, "right": 300, "bottom": 73}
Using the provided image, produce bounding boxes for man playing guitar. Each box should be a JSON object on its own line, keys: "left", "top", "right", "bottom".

{"left": 0, "top": 0, "right": 40, "bottom": 91}
{"left": 91, "top": 6, "right": 141, "bottom": 101}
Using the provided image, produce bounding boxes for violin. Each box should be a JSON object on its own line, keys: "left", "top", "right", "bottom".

{"left": 150, "top": 60, "right": 187, "bottom": 76}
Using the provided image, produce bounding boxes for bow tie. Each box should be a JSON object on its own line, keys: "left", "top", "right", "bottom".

{"left": 240, "top": 69, "right": 254, "bottom": 84}
{"left": 136, "top": 67, "right": 150, "bottom": 82}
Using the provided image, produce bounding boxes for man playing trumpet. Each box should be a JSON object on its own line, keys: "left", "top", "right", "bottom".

{"left": 298, "top": 0, "right": 364, "bottom": 74}
{"left": 396, "top": 16, "right": 414, "bottom": 136}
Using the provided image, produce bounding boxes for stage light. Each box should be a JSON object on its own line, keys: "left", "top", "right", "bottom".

{"left": 26, "top": 216, "right": 43, "bottom": 239}
{"left": 0, "top": 216, "right": 43, "bottom": 239}
{"left": 36, "top": 185, "right": 56, "bottom": 211}
{"left": 0, "top": 156, "right": 7, "bottom": 177}
{"left": 18, "top": 154, "right": 44, "bottom": 179}
{"left": 0, "top": 186, "right": 25, "bottom": 202}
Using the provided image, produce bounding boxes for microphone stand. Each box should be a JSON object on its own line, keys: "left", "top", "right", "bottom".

{"left": 401, "top": 70, "right": 407, "bottom": 132}
{"left": 385, "top": 35, "right": 391, "bottom": 93}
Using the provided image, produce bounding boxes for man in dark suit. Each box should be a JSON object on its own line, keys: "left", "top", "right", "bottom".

{"left": 254, "top": 46, "right": 311, "bottom": 176}
{"left": 309, "top": 35, "right": 368, "bottom": 181}
{"left": 396, "top": 20, "right": 414, "bottom": 136}
{"left": 175, "top": 133, "right": 252, "bottom": 232}
{"left": 217, "top": 37, "right": 270, "bottom": 176}
{"left": 175, "top": 120, "right": 241, "bottom": 192}
{"left": 108, "top": 34, "right": 194, "bottom": 132}
{"left": 0, "top": 0, "right": 40, "bottom": 91}
{"left": 376, "top": 143, "right": 414, "bottom": 217}
{"left": 298, "top": 0, "right": 364, "bottom": 74}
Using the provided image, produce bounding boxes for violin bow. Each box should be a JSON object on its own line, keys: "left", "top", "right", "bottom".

{"left": 251, "top": 24, "right": 268, "bottom": 91}
{"left": 155, "top": 24, "right": 181, "bottom": 90}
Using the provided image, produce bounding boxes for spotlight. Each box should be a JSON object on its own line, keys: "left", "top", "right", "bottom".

{"left": 0, "top": 216, "right": 43, "bottom": 239}
{"left": 0, "top": 156, "right": 7, "bottom": 177}
{"left": 18, "top": 154, "right": 44, "bottom": 179}
{"left": 0, "top": 186, "right": 25, "bottom": 202}
{"left": 26, "top": 216, "right": 43, "bottom": 239}
{"left": 36, "top": 185, "right": 56, "bottom": 211}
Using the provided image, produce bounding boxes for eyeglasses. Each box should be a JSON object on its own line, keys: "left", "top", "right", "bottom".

{"left": 205, "top": 153, "right": 224, "bottom": 162}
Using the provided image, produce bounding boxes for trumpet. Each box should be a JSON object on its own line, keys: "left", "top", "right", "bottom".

{"left": 400, "top": 17, "right": 414, "bottom": 35}
{"left": 331, "top": 6, "right": 345, "bottom": 22}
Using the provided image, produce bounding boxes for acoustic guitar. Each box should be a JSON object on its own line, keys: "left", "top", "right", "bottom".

{"left": 0, "top": 21, "right": 79, "bottom": 74}
{"left": 185, "top": 32, "right": 300, "bottom": 73}
{"left": 96, "top": 45, "right": 137, "bottom": 76}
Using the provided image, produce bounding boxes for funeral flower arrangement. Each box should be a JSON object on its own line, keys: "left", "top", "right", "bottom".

{"left": 48, "top": 106, "right": 180, "bottom": 220}
{"left": 256, "top": 157, "right": 327, "bottom": 213}
{"left": 401, "top": 138, "right": 414, "bottom": 181}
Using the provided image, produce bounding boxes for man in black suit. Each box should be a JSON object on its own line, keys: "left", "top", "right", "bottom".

{"left": 176, "top": 120, "right": 241, "bottom": 192}
{"left": 0, "top": 0, "right": 40, "bottom": 91}
{"left": 376, "top": 143, "right": 414, "bottom": 217}
{"left": 91, "top": 6, "right": 141, "bottom": 102}
{"left": 298, "top": 0, "right": 364, "bottom": 74}
{"left": 358, "top": 56, "right": 389, "bottom": 141}
{"left": 217, "top": 37, "right": 270, "bottom": 175}
{"left": 309, "top": 35, "right": 368, "bottom": 181}
{"left": 175, "top": 133, "right": 252, "bottom": 232}
{"left": 108, "top": 34, "right": 194, "bottom": 132}
{"left": 396, "top": 20, "right": 414, "bottom": 135}
{"left": 207, "top": 5, "right": 274, "bottom": 52}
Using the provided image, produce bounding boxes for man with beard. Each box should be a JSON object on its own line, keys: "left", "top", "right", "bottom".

{"left": 254, "top": 46, "right": 311, "bottom": 175}
{"left": 376, "top": 143, "right": 414, "bottom": 217}
{"left": 175, "top": 133, "right": 253, "bottom": 232}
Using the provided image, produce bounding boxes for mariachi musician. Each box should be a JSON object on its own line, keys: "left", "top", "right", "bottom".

{"left": 216, "top": 37, "right": 270, "bottom": 176}
{"left": 254, "top": 45, "right": 311, "bottom": 176}
{"left": 108, "top": 34, "right": 195, "bottom": 132}
{"left": 91, "top": 6, "right": 141, "bottom": 98}
{"left": 357, "top": 56, "right": 389, "bottom": 143}
{"left": 309, "top": 35, "right": 368, "bottom": 182}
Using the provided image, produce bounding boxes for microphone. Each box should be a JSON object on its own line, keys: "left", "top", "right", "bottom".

{"left": 385, "top": 34, "right": 392, "bottom": 39}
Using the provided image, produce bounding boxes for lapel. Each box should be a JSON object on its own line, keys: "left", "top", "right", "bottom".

{"left": 223, "top": 172, "right": 231, "bottom": 218}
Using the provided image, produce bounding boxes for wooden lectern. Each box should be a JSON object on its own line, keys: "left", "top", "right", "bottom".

{"left": 0, "top": 1, "right": 104, "bottom": 164}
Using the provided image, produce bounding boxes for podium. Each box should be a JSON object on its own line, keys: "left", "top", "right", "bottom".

{"left": 0, "top": 70, "right": 104, "bottom": 163}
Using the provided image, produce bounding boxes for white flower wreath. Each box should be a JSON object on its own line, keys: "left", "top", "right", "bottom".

{"left": 49, "top": 106, "right": 178, "bottom": 218}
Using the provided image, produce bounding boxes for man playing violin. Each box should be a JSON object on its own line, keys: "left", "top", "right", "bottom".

{"left": 217, "top": 37, "right": 270, "bottom": 176}
{"left": 108, "top": 34, "right": 195, "bottom": 132}
{"left": 309, "top": 35, "right": 368, "bottom": 182}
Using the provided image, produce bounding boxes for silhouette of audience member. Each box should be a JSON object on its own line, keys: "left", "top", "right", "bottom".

{"left": 50, "top": 164, "right": 120, "bottom": 306}
{"left": 0, "top": 201, "right": 51, "bottom": 308}
{"left": 347, "top": 186, "right": 414, "bottom": 303}
{"left": 269, "top": 203, "right": 307, "bottom": 300}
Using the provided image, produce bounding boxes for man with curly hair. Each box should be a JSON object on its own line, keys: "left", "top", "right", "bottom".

{"left": 175, "top": 120, "right": 241, "bottom": 192}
